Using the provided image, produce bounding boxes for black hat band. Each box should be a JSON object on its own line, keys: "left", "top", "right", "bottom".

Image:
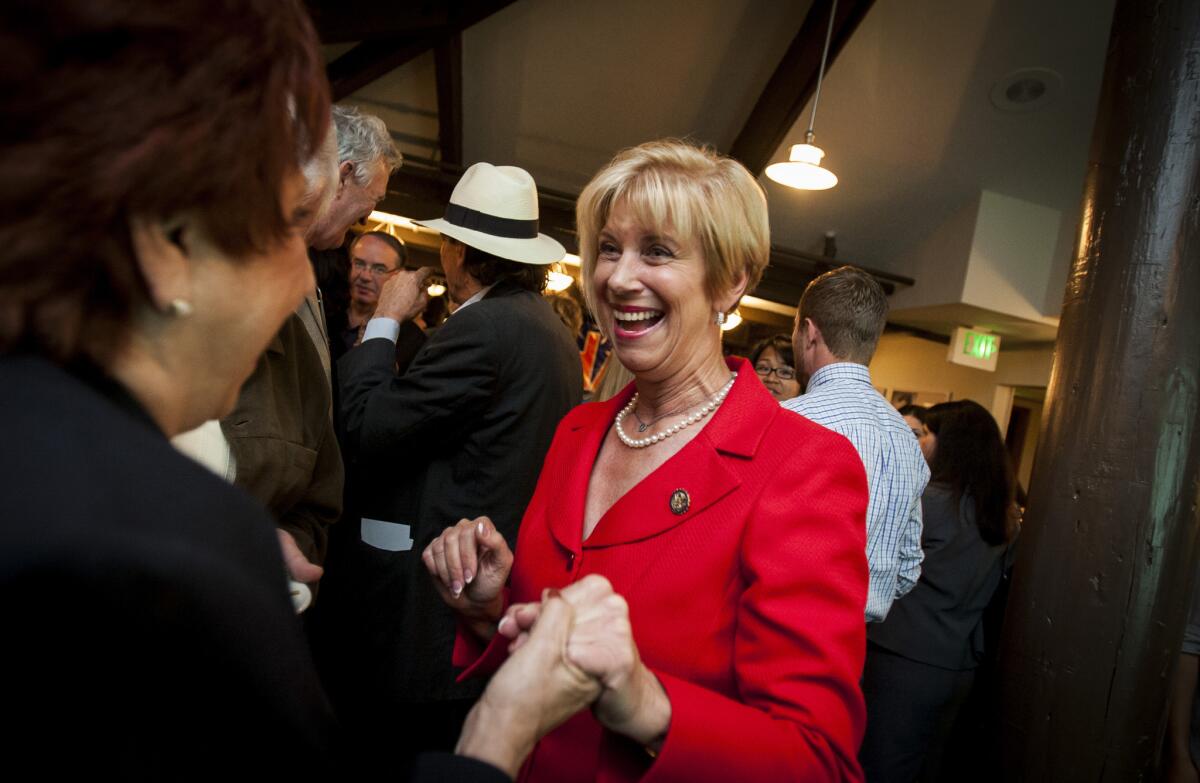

{"left": 444, "top": 202, "right": 539, "bottom": 239}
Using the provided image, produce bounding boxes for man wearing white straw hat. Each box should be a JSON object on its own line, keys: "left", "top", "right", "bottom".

{"left": 312, "top": 162, "right": 583, "bottom": 766}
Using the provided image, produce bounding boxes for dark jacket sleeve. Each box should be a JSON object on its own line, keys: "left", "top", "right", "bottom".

{"left": 338, "top": 306, "right": 497, "bottom": 459}
{"left": 409, "top": 753, "right": 512, "bottom": 783}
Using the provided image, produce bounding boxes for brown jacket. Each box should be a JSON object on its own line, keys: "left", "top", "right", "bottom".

{"left": 221, "top": 311, "right": 343, "bottom": 563}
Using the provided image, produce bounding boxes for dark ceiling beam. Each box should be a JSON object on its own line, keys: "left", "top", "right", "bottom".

{"left": 328, "top": 38, "right": 434, "bottom": 102}
{"left": 434, "top": 33, "right": 464, "bottom": 165}
{"left": 306, "top": 1, "right": 488, "bottom": 43}
{"left": 729, "top": 0, "right": 876, "bottom": 175}
{"left": 321, "top": 1, "right": 517, "bottom": 101}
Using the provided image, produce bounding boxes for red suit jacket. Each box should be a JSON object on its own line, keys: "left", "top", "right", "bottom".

{"left": 458, "top": 358, "right": 869, "bottom": 782}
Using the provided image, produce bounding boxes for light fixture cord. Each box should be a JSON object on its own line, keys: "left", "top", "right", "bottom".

{"left": 805, "top": 0, "right": 839, "bottom": 144}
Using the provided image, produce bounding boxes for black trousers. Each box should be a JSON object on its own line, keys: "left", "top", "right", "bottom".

{"left": 859, "top": 642, "right": 975, "bottom": 783}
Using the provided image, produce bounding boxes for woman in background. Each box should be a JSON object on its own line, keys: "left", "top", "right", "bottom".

{"left": 749, "top": 333, "right": 801, "bottom": 401}
{"left": 898, "top": 403, "right": 936, "bottom": 462}
{"left": 859, "top": 399, "right": 1019, "bottom": 782}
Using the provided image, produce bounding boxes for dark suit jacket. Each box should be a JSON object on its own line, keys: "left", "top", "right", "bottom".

{"left": 318, "top": 280, "right": 581, "bottom": 708}
{"left": 0, "top": 356, "right": 338, "bottom": 778}
{"left": 867, "top": 483, "right": 1014, "bottom": 670}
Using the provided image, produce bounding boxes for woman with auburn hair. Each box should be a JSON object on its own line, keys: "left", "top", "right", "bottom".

{"left": 860, "top": 399, "right": 1019, "bottom": 782}
{"left": 0, "top": 0, "right": 336, "bottom": 775}
{"left": 0, "top": 3, "right": 660, "bottom": 779}
{"left": 426, "top": 139, "right": 870, "bottom": 782}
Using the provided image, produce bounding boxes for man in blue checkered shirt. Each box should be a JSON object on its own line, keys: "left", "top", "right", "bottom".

{"left": 781, "top": 266, "right": 929, "bottom": 623}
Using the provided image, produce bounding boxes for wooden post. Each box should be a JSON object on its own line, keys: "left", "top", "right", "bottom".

{"left": 999, "top": 1, "right": 1200, "bottom": 779}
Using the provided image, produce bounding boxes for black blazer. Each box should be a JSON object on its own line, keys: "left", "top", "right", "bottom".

{"left": 318, "top": 280, "right": 582, "bottom": 706}
{"left": 867, "top": 483, "right": 1014, "bottom": 670}
{"left": 0, "top": 356, "right": 338, "bottom": 778}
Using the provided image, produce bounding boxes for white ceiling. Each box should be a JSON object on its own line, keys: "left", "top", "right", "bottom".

{"left": 335, "top": 0, "right": 1117, "bottom": 339}
{"left": 762, "top": 0, "right": 1116, "bottom": 283}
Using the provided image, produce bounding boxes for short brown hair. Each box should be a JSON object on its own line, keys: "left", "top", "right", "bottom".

{"left": 798, "top": 266, "right": 888, "bottom": 364}
{"left": 0, "top": 0, "right": 329, "bottom": 363}
{"left": 352, "top": 231, "right": 408, "bottom": 269}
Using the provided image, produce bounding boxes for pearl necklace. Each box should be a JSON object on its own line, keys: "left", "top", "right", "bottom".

{"left": 614, "top": 373, "right": 736, "bottom": 448}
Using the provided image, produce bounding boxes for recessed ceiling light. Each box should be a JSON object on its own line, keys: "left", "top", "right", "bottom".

{"left": 990, "top": 68, "right": 1063, "bottom": 113}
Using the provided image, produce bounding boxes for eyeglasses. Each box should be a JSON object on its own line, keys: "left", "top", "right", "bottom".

{"left": 351, "top": 259, "right": 396, "bottom": 278}
{"left": 754, "top": 363, "right": 796, "bottom": 381}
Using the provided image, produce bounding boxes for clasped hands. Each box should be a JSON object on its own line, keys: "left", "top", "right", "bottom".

{"left": 424, "top": 517, "right": 671, "bottom": 773}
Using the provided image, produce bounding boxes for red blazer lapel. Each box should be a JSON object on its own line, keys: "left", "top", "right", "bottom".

{"left": 583, "top": 358, "right": 774, "bottom": 549}
{"left": 582, "top": 436, "right": 741, "bottom": 548}
{"left": 543, "top": 388, "right": 632, "bottom": 556}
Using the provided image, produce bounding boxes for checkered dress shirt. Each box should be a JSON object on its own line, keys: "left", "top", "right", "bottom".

{"left": 782, "top": 363, "right": 929, "bottom": 622}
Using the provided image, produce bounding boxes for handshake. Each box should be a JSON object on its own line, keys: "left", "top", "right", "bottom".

{"left": 425, "top": 519, "right": 671, "bottom": 778}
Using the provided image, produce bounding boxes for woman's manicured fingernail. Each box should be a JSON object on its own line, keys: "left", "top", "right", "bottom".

{"left": 452, "top": 581, "right": 463, "bottom": 597}
{"left": 477, "top": 521, "right": 485, "bottom": 536}
{"left": 464, "top": 570, "right": 474, "bottom": 584}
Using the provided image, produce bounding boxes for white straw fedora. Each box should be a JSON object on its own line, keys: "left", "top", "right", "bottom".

{"left": 414, "top": 162, "right": 565, "bottom": 265}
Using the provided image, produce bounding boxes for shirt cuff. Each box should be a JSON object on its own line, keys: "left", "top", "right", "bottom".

{"left": 363, "top": 317, "right": 400, "bottom": 343}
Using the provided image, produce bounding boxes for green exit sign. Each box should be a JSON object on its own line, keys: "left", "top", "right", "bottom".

{"left": 948, "top": 326, "right": 1001, "bottom": 371}
{"left": 964, "top": 330, "right": 999, "bottom": 359}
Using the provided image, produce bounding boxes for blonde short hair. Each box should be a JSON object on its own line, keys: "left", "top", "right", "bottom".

{"left": 575, "top": 139, "right": 770, "bottom": 320}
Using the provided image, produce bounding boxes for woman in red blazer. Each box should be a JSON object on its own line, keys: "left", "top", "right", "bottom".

{"left": 425, "top": 139, "right": 870, "bottom": 782}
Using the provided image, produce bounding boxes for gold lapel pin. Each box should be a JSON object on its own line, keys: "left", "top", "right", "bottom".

{"left": 669, "top": 488, "right": 690, "bottom": 516}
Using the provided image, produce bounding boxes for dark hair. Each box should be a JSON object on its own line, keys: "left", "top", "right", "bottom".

{"left": 352, "top": 231, "right": 407, "bottom": 269}
{"left": 798, "top": 265, "right": 887, "bottom": 364}
{"left": 0, "top": 0, "right": 329, "bottom": 364}
{"left": 547, "top": 293, "right": 583, "bottom": 335}
{"left": 897, "top": 404, "right": 928, "bottom": 424}
{"left": 454, "top": 239, "right": 548, "bottom": 293}
{"left": 749, "top": 334, "right": 795, "bottom": 369}
{"left": 924, "top": 400, "right": 1015, "bottom": 546}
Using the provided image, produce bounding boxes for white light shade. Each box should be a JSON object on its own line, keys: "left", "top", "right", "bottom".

{"left": 546, "top": 270, "right": 573, "bottom": 293}
{"left": 426, "top": 282, "right": 447, "bottom": 297}
{"left": 720, "top": 310, "right": 743, "bottom": 332}
{"left": 765, "top": 143, "right": 838, "bottom": 190}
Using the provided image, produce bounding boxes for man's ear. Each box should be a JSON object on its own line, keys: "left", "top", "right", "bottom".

{"left": 802, "top": 317, "right": 823, "bottom": 349}
{"left": 338, "top": 160, "right": 355, "bottom": 188}
{"left": 129, "top": 214, "right": 193, "bottom": 313}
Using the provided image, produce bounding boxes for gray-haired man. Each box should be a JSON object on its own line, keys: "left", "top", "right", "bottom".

{"left": 221, "top": 104, "right": 401, "bottom": 586}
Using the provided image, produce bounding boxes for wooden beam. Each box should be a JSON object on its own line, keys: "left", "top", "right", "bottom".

{"left": 327, "top": 37, "right": 433, "bottom": 102}
{"left": 306, "top": 1, "right": 479, "bottom": 43}
{"left": 434, "top": 33, "right": 464, "bottom": 165}
{"left": 729, "top": 0, "right": 876, "bottom": 175}
{"left": 322, "top": 1, "right": 517, "bottom": 101}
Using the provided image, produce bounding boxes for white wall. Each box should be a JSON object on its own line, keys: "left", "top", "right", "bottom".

{"left": 962, "top": 190, "right": 1063, "bottom": 321}
{"left": 868, "top": 332, "right": 1055, "bottom": 422}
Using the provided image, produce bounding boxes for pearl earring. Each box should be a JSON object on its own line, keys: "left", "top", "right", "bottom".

{"left": 168, "top": 299, "right": 193, "bottom": 317}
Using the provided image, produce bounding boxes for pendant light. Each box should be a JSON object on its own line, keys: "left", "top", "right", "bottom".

{"left": 765, "top": 0, "right": 840, "bottom": 191}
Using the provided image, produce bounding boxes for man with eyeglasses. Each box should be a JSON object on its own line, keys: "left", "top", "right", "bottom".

{"left": 332, "top": 231, "right": 427, "bottom": 367}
